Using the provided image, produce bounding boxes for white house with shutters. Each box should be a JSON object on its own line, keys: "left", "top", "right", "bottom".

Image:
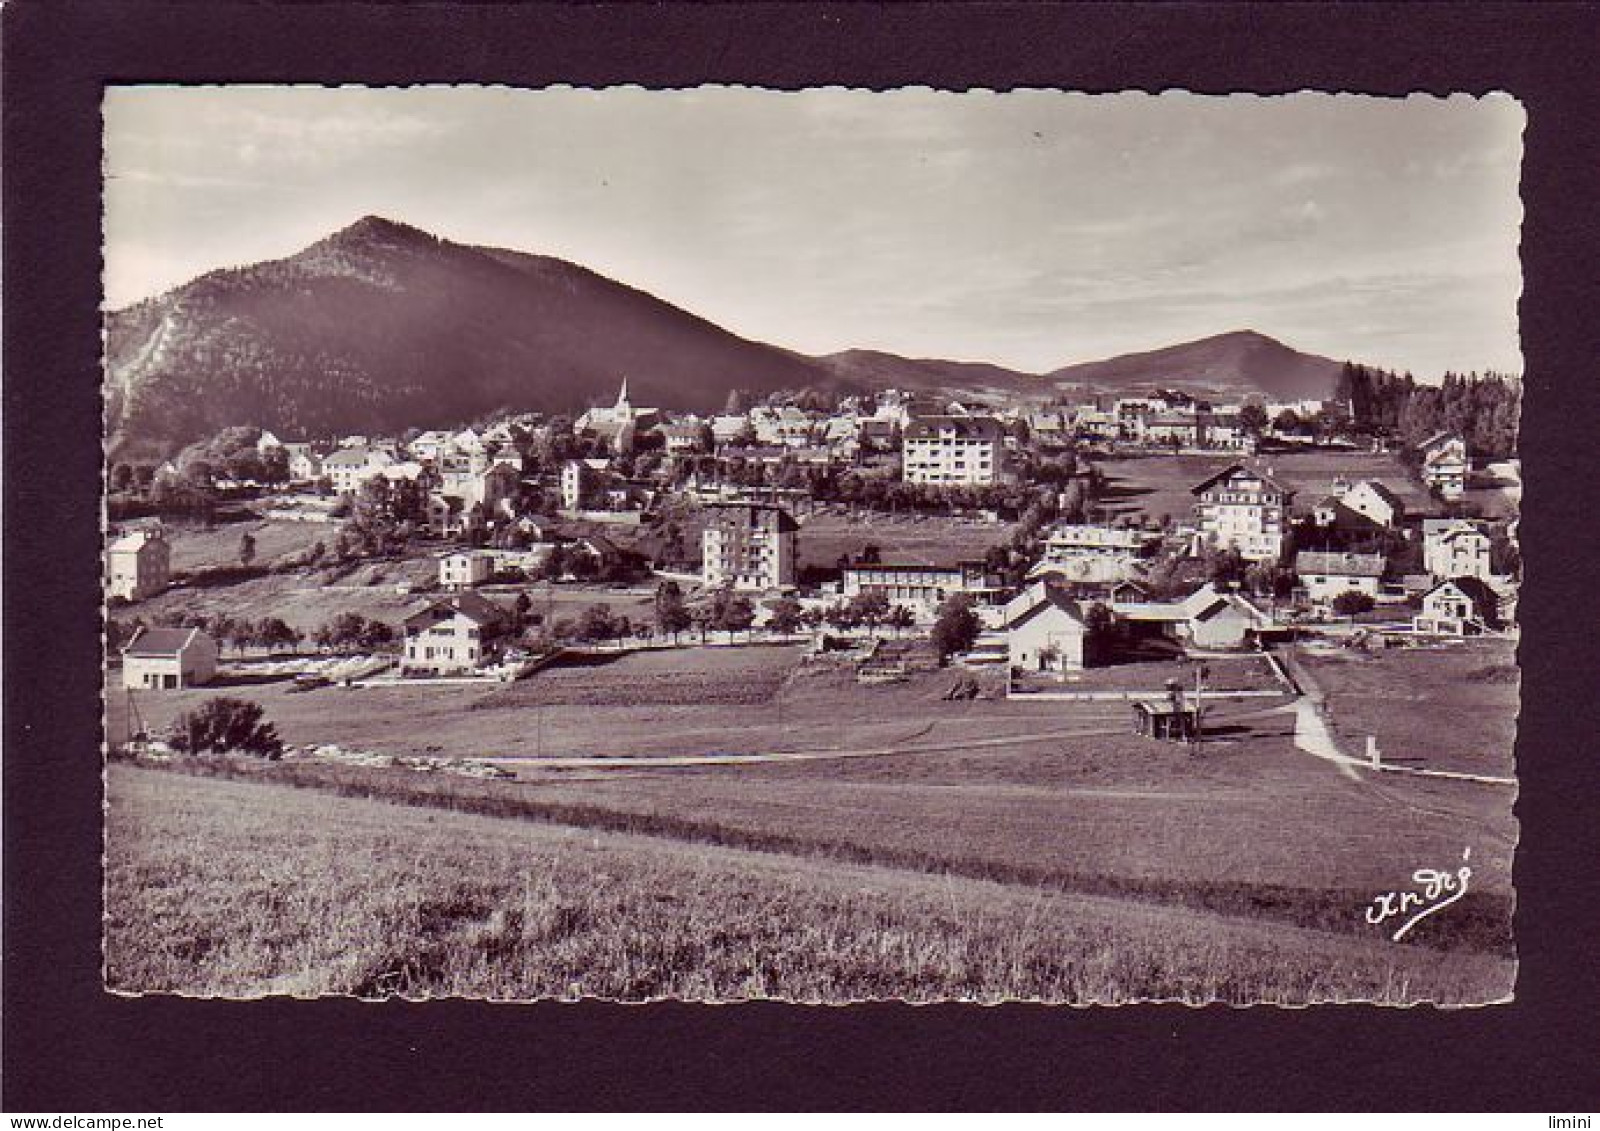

{"left": 401, "top": 593, "right": 506, "bottom": 675}
{"left": 1419, "top": 432, "right": 1469, "bottom": 500}
{"left": 1414, "top": 578, "right": 1498, "bottom": 636}
{"left": 324, "top": 446, "right": 397, "bottom": 495}
{"left": 438, "top": 549, "right": 495, "bottom": 590}
{"left": 1004, "top": 581, "right": 1089, "bottom": 672}
{"left": 1294, "top": 550, "right": 1386, "bottom": 604}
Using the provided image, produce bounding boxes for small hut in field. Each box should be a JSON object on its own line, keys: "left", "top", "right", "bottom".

{"left": 1131, "top": 699, "right": 1199, "bottom": 741}
{"left": 1131, "top": 679, "right": 1200, "bottom": 742}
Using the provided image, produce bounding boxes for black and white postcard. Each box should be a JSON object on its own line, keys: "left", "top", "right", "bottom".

{"left": 100, "top": 85, "right": 1524, "bottom": 1006}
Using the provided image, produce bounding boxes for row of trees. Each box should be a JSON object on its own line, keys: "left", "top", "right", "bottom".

{"left": 114, "top": 609, "right": 399, "bottom": 656}
{"left": 310, "top": 613, "right": 397, "bottom": 654}
{"left": 646, "top": 581, "right": 925, "bottom": 647}
{"left": 1336, "top": 363, "right": 1521, "bottom": 460}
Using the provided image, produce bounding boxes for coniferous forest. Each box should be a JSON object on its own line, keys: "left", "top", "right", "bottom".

{"left": 1335, "top": 362, "right": 1521, "bottom": 461}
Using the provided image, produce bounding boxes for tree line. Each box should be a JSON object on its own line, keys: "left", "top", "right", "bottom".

{"left": 1335, "top": 363, "right": 1521, "bottom": 460}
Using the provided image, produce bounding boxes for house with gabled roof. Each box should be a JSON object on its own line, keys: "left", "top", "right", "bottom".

{"left": 1004, "top": 581, "right": 1090, "bottom": 672}
{"left": 438, "top": 549, "right": 495, "bottom": 590}
{"left": 1294, "top": 550, "right": 1387, "bottom": 604}
{"left": 1418, "top": 432, "right": 1468, "bottom": 500}
{"left": 1111, "top": 582, "right": 1271, "bottom": 651}
{"left": 1414, "top": 577, "right": 1499, "bottom": 636}
{"left": 1422, "top": 519, "right": 1493, "bottom": 582}
{"left": 401, "top": 592, "right": 507, "bottom": 674}
{"left": 1344, "top": 479, "right": 1405, "bottom": 528}
{"left": 107, "top": 526, "right": 171, "bottom": 602}
{"left": 324, "top": 445, "right": 396, "bottom": 495}
{"left": 408, "top": 429, "right": 455, "bottom": 463}
{"left": 121, "top": 626, "right": 218, "bottom": 690}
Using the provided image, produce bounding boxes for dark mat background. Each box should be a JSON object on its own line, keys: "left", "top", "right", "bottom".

{"left": 5, "top": 0, "right": 1598, "bottom": 1112}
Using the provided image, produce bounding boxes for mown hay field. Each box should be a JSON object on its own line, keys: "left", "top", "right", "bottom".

{"left": 104, "top": 764, "right": 1513, "bottom": 1003}
{"left": 112, "top": 680, "right": 1519, "bottom": 962}
{"left": 478, "top": 643, "right": 803, "bottom": 708}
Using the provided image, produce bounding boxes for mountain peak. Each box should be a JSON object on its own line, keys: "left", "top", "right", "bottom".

{"left": 323, "top": 214, "right": 436, "bottom": 249}
{"left": 1046, "top": 329, "right": 1341, "bottom": 400}
{"left": 1207, "top": 329, "right": 1279, "bottom": 346}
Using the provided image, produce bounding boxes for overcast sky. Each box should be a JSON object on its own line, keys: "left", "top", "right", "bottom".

{"left": 103, "top": 86, "right": 1524, "bottom": 378}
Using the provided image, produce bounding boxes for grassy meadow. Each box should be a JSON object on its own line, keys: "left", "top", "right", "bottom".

{"left": 105, "top": 764, "right": 1513, "bottom": 1003}
{"left": 162, "top": 516, "right": 332, "bottom": 574}
{"left": 1092, "top": 450, "right": 1436, "bottom": 526}
{"left": 1298, "top": 637, "right": 1520, "bottom": 777}
{"left": 796, "top": 510, "right": 1018, "bottom": 571}
{"left": 107, "top": 647, "right": 1291, "bottom": 761}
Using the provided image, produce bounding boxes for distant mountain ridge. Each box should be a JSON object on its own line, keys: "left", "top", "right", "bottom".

{"left": 811, "top": 348, "right": 1042, "bottom": 397}
{"left": 1045, "top": 330, "right": 1343, "bottom": 402}
{"left": 104, "top": 216, "right": 1350, "bottom": 457}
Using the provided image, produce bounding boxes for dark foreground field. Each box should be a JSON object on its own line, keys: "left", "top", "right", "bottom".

{"left": 105, "top": 764, "right": 1514, "bottom": 1003}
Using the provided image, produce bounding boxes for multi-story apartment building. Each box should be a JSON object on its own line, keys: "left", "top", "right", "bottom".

{"left": 901, "top": 415, "right": 1006, "bottom": 486}
{"left": 1191, "top": 464, "right": 1294, "bottom": 562}
{"left": 701, "top": 502, "right": 798, "bottom": 592}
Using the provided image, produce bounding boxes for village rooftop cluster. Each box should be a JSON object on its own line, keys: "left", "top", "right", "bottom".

{"left": 108, "top": 373, "right": 1519, "bottom": 726}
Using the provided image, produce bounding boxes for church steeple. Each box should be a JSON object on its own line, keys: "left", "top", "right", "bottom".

{"left": 615, "top": 376, "right": 631, "bottom": 412}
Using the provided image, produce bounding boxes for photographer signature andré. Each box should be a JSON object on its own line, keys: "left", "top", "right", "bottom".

{"left": 1365, "top": 848, "right": 1474, "bottom": 942}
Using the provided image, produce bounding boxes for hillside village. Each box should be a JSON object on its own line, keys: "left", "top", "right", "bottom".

{"left": 82, "top": 82, "right": 1538, "bottom": 1012}
{"left": 106, "top": 367, "right": 1520, "bottom": 760}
